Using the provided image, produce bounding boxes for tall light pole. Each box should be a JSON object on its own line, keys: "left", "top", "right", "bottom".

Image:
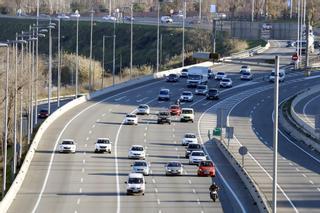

{"left": 35, "top": 0, "right": 39, "bottom": 125}
{"left": 156, "top": 1, "right": 160, "bottom": 73}
{"left": 19, "top": 39, "right": 25, "bottom": 162}
{"left": 182, "top": 0, "right": 186, "bottom": 67}
{"left": 130, "top": 1, "right": 133, "bottom": 78}
{"left": 75, "top": 14, "right": 79, "bottom": 97}
{"left": 251, "top": 0, "right": 255, "bottom": 22}
{"left": 1, "top": 42, "right": 9, "bottom": 198}
{"left": 48, "top": 21, "right": 55, "bottom": 114}
{"left": 57, "top": 18, "right": 61, "bottom": 107}
{"left": 113, "top": 20, "right": 116, "bottom": 86}
{"left": 296, "top": 0, "right": 300, "bottom": 69}
{"left": 89, "top": 9, "right": 94, "bottom": 91}
{"left": 198, "top": 0, "right": 202, "bottom": 24}
{"left": 272, "top": 55, "right": 280, "bottom": 213}
{"left": 102, "top": 35, "right": 107, "bottom": 88}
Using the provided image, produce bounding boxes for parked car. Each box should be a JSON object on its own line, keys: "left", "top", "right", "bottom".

{"left": 206, "top": 88, "right": 219, "bottom": 100}
{"left": 158, "top": 89, "right": 170, "bottom": 101}
{"left": 195, "top": 85, "right": 208, "bottom": 95}
{"left": 165, "top": 161, "right": 183, "bottom": 176}
{"left": 94, "top": 138, "right": 112, "bottom": 153}
{"left": 240, "top": 72, "right": 253, "bottom": 80}
{"left": 185, "top": 143, "right": 202, "bottom": 158}
{"left": 128, "top": 145, "right": 145, "bottom": 159}
{"left": 182, "top": 133, "right": 198, "bottom": 146}
{"left": 169, "top": 105, "right": 181, "bottom": 116}
{"left": 189, "top": 151, "right": 207, "bottom": 165}
{"left": 102, "top": 15, "right": 117, "bottom": 21}
{"left": 124, "top": 114, "right": 138, "bottom": 125}
{"left": 125, "top": 173, "right": 145, "bottom": 195}
{"left": 166, "top": 73, "right": 179, "bottom": 82}
{"left": 239, "top": 65, "right": 251, "bottom": 74}
{"left": 180, "top": 108, "right": 194, "bottom": 122}
{"left": 220, "top": 78, "right": 233, "bottom": 88}
{"left": 215, "top": 72, "right": 227, "bottom": 80}
{"left": 131, "top": 160, "right": 150, "bottom": 176}
{"left": 262, "top": 23, "right": 272, "bottom": 30}
{"left": 180, "top": 91, "right": 193, "bottom": 102}
{"left": 157, "top": 111, "right": 171, "bottom": 124}
{"left": 136, "top": 104, "right": 150, "bottom": 115}
{"left": 197, "top": 160, "right": 215, "bottom": 177}
{"left": 59, "top": 139, "right": 76, "bottom": 153}
{"left": 70, "top": 10, "right": 80, "bottom": 18}
{"left": 161, "top": 16, "right": 173, "bottom": 23}
{"left": 57, "top": 14, "right": 70, "bottom": 19}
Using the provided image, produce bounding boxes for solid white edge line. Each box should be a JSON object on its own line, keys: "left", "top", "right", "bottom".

{"left": 302, "top": 94, "right": 320, "bottom": 127}
{"left": 31, "top": 79, "right": 163, "bottom": 213}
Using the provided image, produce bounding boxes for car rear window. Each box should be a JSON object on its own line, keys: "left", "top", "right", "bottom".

{"left": 127, "top": 114, "right": 136, "bottom": 118}
{"left": 131, "top": 146, "right": 143, "bottom": 151}
{"left": 188, "top": 144, "right": 201, "bottom": 149}
{"left": 185, "top": 134, "right": 196, "bottom": 138}
{"left": 160, "top": 90, "right": 169, "bottom": 95}
{"left": 182, "top": 109, "right": 193, "bottom": 114}
{"left": 167, "top": 162, "right": 181, "bottom": 167}
{"left": 201, "top": 161, "right": 213, "bottom": 167}
{"left": 97, "top": 139, "right": 109, "bottom": 144}
{"left": 192, "top": 152, "right": 205, "bottom": 156}
{"left": 62, "top": 140, "right": 74, "bottom": 145}
{"left": 128, "top": 178, "right": 143, "bottom": 184}
{"left": 217, "top": 72, "right": 225, "bottom": 75}
{"left": 134, "top": 161, "right": 147, "bottom": 167}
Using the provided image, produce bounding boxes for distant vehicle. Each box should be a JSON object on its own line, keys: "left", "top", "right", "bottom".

{"left": 286, "top": 40, "right": 295, "bottom": 47}
{"left": 182, "top": 133, "right": 198, "bottom": 146}
{"left": 57, "top": 14, "right": 70, "bottom": 19}
{"left": 70, "top": 10, "right": 80, "bottom": 18}
{"left": 157, "top": 111, "right": 171, "bottom": 124}
{"left": 131, "top": 160, "right": 150, "bottom": 176}
{"left": 166, "top": 73, "right": 179, "bottom": 82}
{"left": 136, "top": 104, "right": 150, "bottom": 115}
{"left": 125, "top": 173, "right": 145, "bottom": 195}
{"left": 128, "top": 145, "right": 145, "bottom": 159}
{"left": 161, "top": 16, "right": 173, "bottom": 23}
{"left": 240, "top": 72, "right": 253, "bottom": 80}
{"left": 197, "top": 160, "right": 215, "bottom": 177}
{"left": 124, "top": 16, "right": 135, "bottom": 22}
{"left": 180, "top": 91, "right": 193, "bottom": 102}
{"left": 169, "top": 105, "right": 181, "bottom": 116}
{"left": 187, "top": 67, "right": 208, "bottom": 87}
{"left": 206, "top": 88, "right": 219, "bottom": 100}
{"left": 269, "top": 69, "right": 285, "bottom": 83}
{"left": 240, "top": 65, "right": 251, "bottom": 74}
{"left": 102, "top": 15, "right": 117, "bottom": 21}
{"left": 208, "top": 68, "right": 215, "bottom": 79}
{"left": 165, "top": 161, "right": 183, "bottom": 176}
{"left": 262, "top": 23, "right": 272, "bottom": 30}
{"left": 216, "top": 13, "right": 227, "bottom": 19}
{"left": 185, "top": 143, "right": 202, "bottom": 158}
{"left": 189, "top": 150, "right": 207, "bottom": 165}
{"left": 125, "top": 114, "right": 138, "bottom": 125}
{"left": 180, "top": 108, "right": 194, "bottom": 122}
{"left": 59, "top": 139, "right": 76, "bottom": 153}
{"left": 219, "top": 78, "right": 233, "bottom": 88}
{"left": 314, "top": 40, "right": 320, "bottom": 49}
{"left": 94, "top": 138, "right": 112, "bottom": 153}
{"left": 215, "top": 72, "right": 227, "bottom": 80}
{"left": 158, "top": 88, "right": 170, "bottom": 101}
{"left": 38, "top": 108, "right": 49, "bottom": 118}
{"left": 181, "top": 68, "right": 188, "bottom": 78}
{"left": 195, "top": 85, "right": 208, "bottom": 95}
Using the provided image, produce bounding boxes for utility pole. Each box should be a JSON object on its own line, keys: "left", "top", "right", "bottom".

{"left": 156, "top": 1, "right": 160, "bottom": 73}
{"left": 75, "top": 15, "right": 79, "bottom": 97}
{"left": 89, "top": 9, "right": 94, "bottom": 91}
{"left": 212, "top": 19, "right": 217, "bottom": 53}
{"left": 290, "top": 0, "right": 293, "bottom": 19}
{"left": 296, "top": 0, "right": 300, "bottom": 69}
{"left": 272, "top": 55, "right": 280, "bottom": 213}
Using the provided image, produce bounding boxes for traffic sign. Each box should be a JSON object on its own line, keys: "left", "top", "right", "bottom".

{"left": 239, "top": 146, "right": 248, "bottom": 156}
{"left": 292, "top": 53, "right": 298, "bottom": 61}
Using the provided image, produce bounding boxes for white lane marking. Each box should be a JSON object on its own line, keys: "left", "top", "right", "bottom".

{"left": 145, "top": 127, "right": 148, "bottom": 131}
{"left": 115, "top": 96, "right": 127, "bottom": 101}
{"left": 136, "top": 94, "right": 142, "bottom": 98}
{"left": 158, "top": 210, "right": 162, "bottom": 213}
{"left": 309, "top": 180, "right": 314, "bottom": 185}
{"left": 81, "top": 168, "right": 85, "bottom": 173}
{"left": 137, "top": 97, "right": 149, "bottom": 103}
{"left": 302, "top": 174, "right": 307, "bottom": 178}
{"left": 155, "top": 188, "right": 158, "bottom": 193}
{"left": 188, "top": 180, "right": 192, "bottom": 184}
{"left": 75, "top": 211, "right": 77, "bottom": 213}
{"left": 86, "top": 137, "right": 89, "bottom": 141}
{"left": 175, "top": 147, "right": 178, "bottom": 151}
{"left": 295, "top": 168, "right": 300, "bottom": 172}
{"left": 92, "top": 124, "right": 96, "bottom": 128}
{"left": 77, "top": 198, "right": 80, "bottom": 205}
{"left": 192, "top": 189, "right": 196, "bottom": 194}
{"left": 144, "top": 133, "right": 147, "bottom": 137}
{"left": 197, "top": 199, "right": 200, "bottom": 205}
{"left": 82, "top": 160, "right": 85, "bottom": 164}
{"left": 202, "top": 101, "right": 211, "bottom": 106}
{"left": 79, "top": 188, "right": 82, "bottom": 193}
{"left": 89, "top": 130, "right": 92, "bottom": 134}
{"left": 31, "top": 78, "right": 164, "bottom": 213}
{"left": 80, "top": 178, "right": 83, "bottom": 183}
{"left": 152, "top": 179, "right": 156, "bottom": 184}
{"left": 157, "top": 199, "right": 161, "bottom": 205}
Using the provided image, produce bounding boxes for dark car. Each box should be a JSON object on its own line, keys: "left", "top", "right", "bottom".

{"left": 314, "top": 41, "right": 320, "bottom": 49}
{"left": 185, "top": 143, "right": 202, "bottom": 158}
{"left": 180, "top": 68, "right": 188, "bottom": 78}
{"left": 206, "top": 88, "right": 219, "bottom": 100}
{"left": 38, "top": 109, "right": 49, "bottom": 118}
{"left": 157, "top": 111, "right": 171, "bottom": 124}
{"left": 166, "top": 73, "right": 179, "bottom": 82}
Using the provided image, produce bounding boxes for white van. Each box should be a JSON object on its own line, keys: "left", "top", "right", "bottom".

{"left": 269, "top": 69, "right": 285, "bottom": 82}
{"left": 125, "top": 173, "right": 146, "bottom": 195}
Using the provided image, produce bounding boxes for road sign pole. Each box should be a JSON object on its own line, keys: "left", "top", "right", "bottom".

{"left": 242, "top": 155, "right": 244, "bottom": 167}
{"left": 272, "top": 56, "right": 280, "bottom": 213}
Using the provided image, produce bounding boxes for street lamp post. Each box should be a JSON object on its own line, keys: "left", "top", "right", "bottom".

{"left": 113, "top": 21, "right": 116, "bottom": 86}
{"left": 89, "top": 9, "right": 94, "bottom": 91}
{"left": 130, "top": 1, "right": 133, "bottom": 78}
{"left": 157, "top": 1, "right": 160, "bottom": 73}
{"left": 57, "top": 18, "right": 61, "bottom": 108}
{"left": 48, "top": 21, "right": 55, "bottom": 115}
{"left": 102, "top": 35, "right": 106, "bottom": 89}
{"left": 182, "top": 0, "right": 186, "bottom": 67}
{"left": 75, "top": 15, "right": 79, "bottom": 97}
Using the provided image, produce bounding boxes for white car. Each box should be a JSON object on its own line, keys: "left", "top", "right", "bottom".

{"left": 195, "top": 85, "right": 208, "bottom": 95}
{"left": 57, "top": 14, "right": 70, "bottom": 19}
{"left": 189, "top": 151, "right": 207, "bottom": 165}
{"left": 161, "top": 16, "right": 173, "bottom": 23}
{"left": 102, "top": 15, "right": 117, "bottom": 21}
{"left": 240, "top": 72, "right": 253, "bottom": 80}
{"left": 215, "top": 72, "right": 227, "bottom": 80}
{"left": 182, "top": 133, "right": 198, "bottom": 146}
{"left": 94, "top": 138, "right": 112, "bottom": 153}
{"left": 125, "top": 114, "right": 138, "bottom": 125}
{"left": 165, "top": 161, "right": 183, "bottom": 176}
{"left": 220, "top": 78, "right": 233, "bottom": 88}
{"left": 131, "top": 160, "right": 150, "bottom": 176}
{"left": 128, "top": 145, "right": 146, "bottom": 159}
{"left": 262, "top": 23, "right": 272, "bottom": 30}
{"left": 125, "top": 173, "right": 145, "bottom": 195}
{"left": 240, "top": 65, "right": 251, "bottom": 74}
{"left": 59, "top": 139, "right": 76, "bottom": 153}
{"left": 158, "top": 89, "right": 170, "bottom": 101}
{"left": 70, "top": 11, "right": 80, "bottom": 18}
{"left": 180, "top": 108, "right": 194, "bottom": 122}
{"left": 136, "top": 104, "right": 150, "bottom": 115}
{"left": 180, "top": 91, "right": 193, "bottom": 102}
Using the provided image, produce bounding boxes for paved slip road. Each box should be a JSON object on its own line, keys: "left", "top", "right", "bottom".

{"left": 7, "top": 42, "right": 286, "bottom": 213}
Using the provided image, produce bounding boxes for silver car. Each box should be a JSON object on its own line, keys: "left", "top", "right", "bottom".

{"left": 165, "top": 161, "right": 184, "bottom": 176}
{"left": 131, "top": 160, "right": 150, "bottom": 176}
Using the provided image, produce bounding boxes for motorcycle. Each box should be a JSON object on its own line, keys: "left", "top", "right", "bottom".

{"left": 210, "top": 189, "right": 218, "bottom": 202}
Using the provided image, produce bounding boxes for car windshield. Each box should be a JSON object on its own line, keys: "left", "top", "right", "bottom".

{"left": 97, "top": 139, "right": 109, "bottom": 144}
{"left": 128, "top": 178, "right": 143, "bottom": 184}
{"left": 197, "top": 85, "right": 206, "bottom": 89}
{"left": 222, "top": 79, "right": 230, "bottom": 82}
{"left": 62, "top": 140, "right": 73, "bottom": 145}
{"left": 243, "top": 72, "right": 250, "bottom": 76}
{"left": 170, "top": 105, "right": 179, "bottom": 109}
{"left": 182, "top": 69, "right": 188, "bottom": 73}
{"left": 188, "top": 144, "right": 201, "bottom": 149}
{"left": 217, "top": 72, "right": 225, "bottom": 75}
{"left": 134, "top": 161, "right": 147, "bottom": 167}
{"left": 241, "top": 66, "right": 248, "bottom": 69}
{"left": 159, "top": 112, "right": 169, "bottom": 116}
{"left": 160, "top": 90, "right": 169, "bottom": 95}
{"left": 201, "top": 161, "right": 213, "bottom": 167}
{"left": 131, "top": 146, "right": 143, "bottom": 151}
{"left": 127, "top": 114, "right": 136, "bottom": 118}
{"left": 182, "top": 92, "right": 192, "bottom": 96}
{"left": 40, "top": 109, "right": 48, "bottom": 113}
{"left": 192, "top": 152, "right": 205, "bottom": 156}
{"left": 185, "top": 134, "right": 196, "bottom": 138}
{"left": 182, "top": 110, "right": 193, "bottom": 114}
{"left": 138, "top": 105, "right": 148, "bottom": 109}
{"left": 188, "top": 74, "right": 201, "bottom": 80}
{"left": 169, "top": 74, "right": 177, "bottom": 77}
{"left": 167, "top": 162, "right": 181, "bottom": 167}
{"left": 209, "top": 89, "right": 218, "bottom": 94}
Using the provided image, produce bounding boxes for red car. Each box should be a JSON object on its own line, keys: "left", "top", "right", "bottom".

{"left": 169, "top": 105, "right": 181, "bottom": 116}
{"left": 38, "top": 109, "right": 49, "bottom": 119}
{"left": 197, "top": 160, "right": 215, "bottom": 177}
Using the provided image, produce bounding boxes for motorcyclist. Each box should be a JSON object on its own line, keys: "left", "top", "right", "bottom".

{"left": 175, "top": 98, "right": 180, "bottom": 106}
{"left": 209, "top": 182, "right": 219, "bottom": 192}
